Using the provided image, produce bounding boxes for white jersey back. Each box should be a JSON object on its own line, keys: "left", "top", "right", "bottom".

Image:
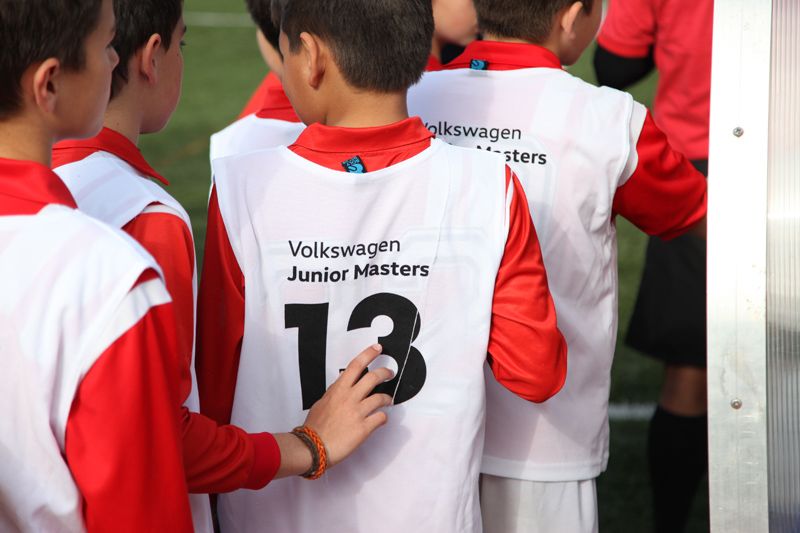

{"left": 213, "top": 140, "right": 511, "bottom": 533}
{"left": 210, "top": 114, "right": 305, "bottom": 161}
{"left": 409, "top": 67, "right": 647, "bottom": 481}
{"left": 0, "top": 206, "right": 165, "bottom": 532}
{"left": 54, "top": 152, "right": 212, "bottom": 533}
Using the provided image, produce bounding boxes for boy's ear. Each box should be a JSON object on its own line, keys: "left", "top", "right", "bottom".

{"left": 138, "top": 33, "right": 164, "bottom": 85}
{"left": 30, "top": 58, "right": 63, "bottom": 114}
{"left": 298, "top": 32, "right": 326, "bottom": 89}
{"left": 559, "top": 1, "right": 586, "bottom": 38}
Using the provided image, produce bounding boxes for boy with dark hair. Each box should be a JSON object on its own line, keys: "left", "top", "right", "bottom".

{"left": 409, "top": 1, "right": 707, "bottom": 531}
{"left": 211, "top": 0, "right": 304, "bottom": 161}
{"left": 594, "top": 1, "right": 713, "bottom": 531}
{"left": 235, "top": 0, "right": 300, "bottom": 120}
{"left": 198, "top": 0, "right": 567, "bottom": 531}
{"left": 232, "top": 0, "right": 477, "bottom": 125}
{"left": 0, "top": 0, "right": 194, "bottom": 530}
{"left": 51, "top": 1, "right": 396, "bottom": 531}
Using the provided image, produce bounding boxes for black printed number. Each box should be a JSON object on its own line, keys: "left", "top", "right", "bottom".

{"left": 285, "top": 293, "right": 427, "bottom": 410}
{"left": 284, "top": 303, "right": 329, "bottom": 411}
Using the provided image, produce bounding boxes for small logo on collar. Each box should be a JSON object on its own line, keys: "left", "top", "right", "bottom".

{"left": 470, "top": 59, "right": 489, "bottom": 71}
{"left": 342, "top": 156, "right": 367, "bottom": 174}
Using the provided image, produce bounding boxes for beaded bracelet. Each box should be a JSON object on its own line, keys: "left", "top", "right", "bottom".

{"left": 292, "top": 426, "right": 328, "bottom": 480}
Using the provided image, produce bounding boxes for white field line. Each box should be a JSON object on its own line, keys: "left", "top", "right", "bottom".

{"left": 184, "top": 11, "right": 253, "bottom": 28}
{"left": 608, "top": 402, "right": 656, "bottom": 422}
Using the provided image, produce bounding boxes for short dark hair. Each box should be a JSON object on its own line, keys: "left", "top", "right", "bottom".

{"left": 0, "top": 0, "right": 103, "bottom": 119}
{"left": 473, "top": 0, "right": 594, "bottom": 44}
{"left": 111, "top": 0, "right": 183, "bottom": 97}
{"left": 245, "top": 0, "right": 280, "bottom": 50}
{"left": 282, "top": 0, "right": 434, "bottom": 93}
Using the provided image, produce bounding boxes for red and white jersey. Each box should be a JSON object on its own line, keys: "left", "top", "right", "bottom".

{"left": 213, "top": 72, "right": 304, "bottom": 161}
{"left": 207, "top": 121, "right": 565, "bottom": 532}
{"left": 408, "top": 41, "right": 707, "bottom": 481}
{"left": 53, "top": 131, "right": 213, "bottom": 532}
{"left": 0, "top": 159, "right": 191, "bottom": 530}
{"left": 0, "top": 208, "right": 165, "bottom": 532}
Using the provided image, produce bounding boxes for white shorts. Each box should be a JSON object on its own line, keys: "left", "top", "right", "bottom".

{"left": 480, "top": 475, "right": 599, "bottom": 533}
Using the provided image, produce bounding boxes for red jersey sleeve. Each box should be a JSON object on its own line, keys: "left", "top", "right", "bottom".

{"left": 487, "top": 168, "right": 568, "bottom": 403}
{"left": 65, "top": 274, "right": 193, "bottom": 532}
{"left": 125, "top": 209, "right": 280, "bottom": 493}
{"left": 197, "top": 187, "right": 246, "bottom": 429}
{"left": 123, "top": 211, "right": 195, "bottom": 387}
{"left": 613, "top": 111, "right": 708, "bottom": 239}
{"left": 597, "top": 0, "right": 656, "bottom": 58}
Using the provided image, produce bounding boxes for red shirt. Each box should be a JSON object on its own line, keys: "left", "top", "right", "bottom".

{"left": 445, "top": 40, "right": 708, "bottom": 238}
{"left": 597, "top": 0, "right": 713, "bottom": 160}
{"left": 53, "top": 129, "right": 281, "bottom": 493}
{"left": 426, "top": 55, "right": 444, "bottom": 72}
{"left": 239, "top": 72, "right": 302, "bottom": 122}
{"left": 0, "top": 157, "right": 193, "bottom": 532}
{"left": 197, "top": 117, "right": 567, "bottom": 428}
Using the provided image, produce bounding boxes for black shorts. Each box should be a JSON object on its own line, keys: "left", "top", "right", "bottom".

{"left": 625, "top": 159, "right": 708, "bottom": 368}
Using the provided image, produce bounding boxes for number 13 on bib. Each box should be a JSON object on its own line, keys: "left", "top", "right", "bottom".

{"left": 211, "top": 141, "right": 564, "bottom": 533}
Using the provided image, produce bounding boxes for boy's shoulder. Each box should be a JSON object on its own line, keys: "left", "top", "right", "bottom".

{"left": 212, "top": 138, "right": 509, "bottom": 187}
{"left": 16, "top": 204, "right": 158, "bottom": 273}
{"left": 417, "top": 65, "right": 637, "bottom": 107}
{"left": 210, "top": 114, "right": 306, "bottom": 162}
{"left": 56, "top": 150, "right": 189, "bottom": 231}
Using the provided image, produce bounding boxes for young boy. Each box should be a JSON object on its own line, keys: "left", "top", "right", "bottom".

{"left": 198, "top": 0, "right": 567, "bottom": 531}
{"left": 408, "top": 1, "right": 707, "bottom": 532}
{"left": 0, "top": 0, "right": 193, "bottom": 530}
{"left": 50, "top": 1, "right": 396, "bottom": 531}
{"left": 595, "top": 2, "right": 713, "bottom": 530}
{"left": 221, "top": 0, "right": 479, "bottom": 160}
{"left": 211, "top": 0, "right": 304, "bottom": 161}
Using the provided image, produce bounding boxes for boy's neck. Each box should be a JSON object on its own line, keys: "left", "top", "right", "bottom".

{"left": 320, "top": 91, "right": 409, "bottom": 129}
{"left": 0, "top": 117, "right": 53, "bottom": 167}
{"left": 482, "top": 33, "right": 563, "bottom": 63}
{"left": 430, "top": 38, "right": 443, "bottom": 63}
{"left": 103, "top": 92, "right": 143, "bottom": 146}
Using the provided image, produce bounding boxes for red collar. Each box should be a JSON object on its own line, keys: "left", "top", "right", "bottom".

{"left": 0, "top": 158, "right": 77, "bottom": 216}
{"left": 426, "top": 55, "right": 444, "bottom": 72}
{"left": 445, "top": 41, "right": 563, "bottom": 71}
{"left": 255, "top": 72, "right": 302, "bottom": 123}
{"left": 291, "top": 117, "right": 434, "bottom": 155}
{"left": 53, "top": 127, "right": 168, "bottom": 185}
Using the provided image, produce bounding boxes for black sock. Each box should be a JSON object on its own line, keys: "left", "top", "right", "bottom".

{"left": 648, "top": 406, "right": 708, "bottom": 533}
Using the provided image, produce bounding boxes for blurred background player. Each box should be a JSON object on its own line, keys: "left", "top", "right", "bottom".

{"left": 50, "top": 1, "right": 399, "bottom": 530}
{"left": 409, "top": 0, "right": 707, "bottom": 531}
{"left": 210, "top": 0, "right": 304, "bottom": 161}
{"left": 0, "top": 0, "right": 194, "bottom": 530}
{"left": 594, "top": 1, "right": 714, "bottom": 531}
{"left": 430, "top": 0, "right": 480, "bottom": 68}
{"left": 236, "top": 0, "right": 478, "bottom": 121}
{"left": 198, "top": 0, "right": 567, "bottom": 530}
{"left": 236, "top": 14, "right": 295, "bottom": 119}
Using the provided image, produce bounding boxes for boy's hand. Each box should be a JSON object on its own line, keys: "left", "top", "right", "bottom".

{"left": 304, "top": 344, "right": 393, "bottom": 467}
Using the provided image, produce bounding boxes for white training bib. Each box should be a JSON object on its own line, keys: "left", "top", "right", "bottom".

{"left": 213, "top": 140, "right": 512, "bottom": 533}
{"left": 54, "top": 151, "right": 211, "bottom": 533}
{"left": 0, "top": 206, "right": 165, "bottom": 532}
{"left": 410, "top": 67, "right": 647, "bottom": 481}
{"left": 210, "top": 114, "right": 305, "bottom": 162}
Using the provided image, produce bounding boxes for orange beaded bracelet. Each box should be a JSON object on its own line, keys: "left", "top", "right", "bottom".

{"left": 292, "top": 426, "right": 328, "bottom": 480}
